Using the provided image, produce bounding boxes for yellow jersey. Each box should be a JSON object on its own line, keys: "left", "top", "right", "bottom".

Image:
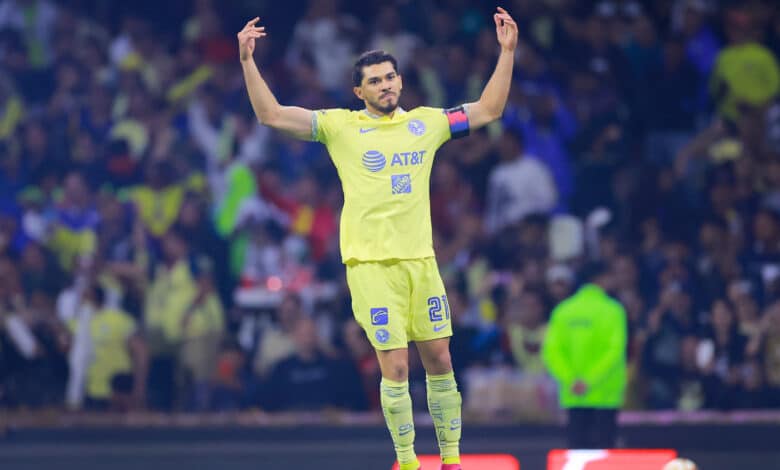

{"left": 73, "top": 308, "right": 136, "bottom": 399}
{"left": 314, "top": 106, "right": 460, "bottom": 263}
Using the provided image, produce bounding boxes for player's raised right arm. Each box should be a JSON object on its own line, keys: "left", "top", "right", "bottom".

{"left": 238, "top": 17, "right": 314, "bottom": 141}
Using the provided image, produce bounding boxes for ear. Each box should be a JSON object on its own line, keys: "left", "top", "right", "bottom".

{"left": 353, "top": 86, "right": 363, "bottom": 100}
{"left": 398, "top": 74, "right": 403, "bottom": 92}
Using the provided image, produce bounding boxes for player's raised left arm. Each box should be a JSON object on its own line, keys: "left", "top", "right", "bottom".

{"left": 464, "top": 7, "right": 518, "bottom": 130}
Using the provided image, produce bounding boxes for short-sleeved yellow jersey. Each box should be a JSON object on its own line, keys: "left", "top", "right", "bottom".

{"left": 83, "top": 309, "right": 136, "bottom": 399}
{"left": 314, "top": 107, "right": 452, "bottom": 263}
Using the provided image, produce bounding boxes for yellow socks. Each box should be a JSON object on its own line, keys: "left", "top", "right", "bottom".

{"left": 380, "top": 373, "right": 462, "bottom": 468}
{"left": 427, "top": 372, "right": 462, "bottom": 465}
{"left": 381, "top": 378, "right": 419, "bottom": 470}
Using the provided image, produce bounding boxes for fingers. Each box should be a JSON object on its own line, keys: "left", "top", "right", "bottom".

{"left": 495, "top": 6, "right": 516, "bottom": 24}
{"left": 240, "top": 17, "right": 265, "bottom": 36}
{"left": 494, "top": 14, "right": 516, "bottom": 27}
{"left": 240, "top": 27, "right": 265, "bottom": 35}
{"left": 494, "top": 8, "right": 517, "bottom": 38}
{"left": 502, "top": 19, "right": 518, "bottom": 32}
{"left": 238, "top": 25, "right": 266, "bottom": 40}
{"left": 496, "top": 14, "right": 516, "bottom": 25}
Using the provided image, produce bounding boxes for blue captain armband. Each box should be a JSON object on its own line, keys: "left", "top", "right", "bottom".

{"left": 444, "top": 105, "right": 470, "bottom": 139}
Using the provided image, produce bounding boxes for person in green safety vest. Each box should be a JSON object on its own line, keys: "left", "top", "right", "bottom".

{"left": 542, "top": 261, "right": 627, "bottom": 449}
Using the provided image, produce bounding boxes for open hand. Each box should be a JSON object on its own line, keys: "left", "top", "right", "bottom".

{"left": 237, "top": 17, "right": 266, "bottom": 62}
{"left": 494, "top": 7, "right": 518, "bottom": 52}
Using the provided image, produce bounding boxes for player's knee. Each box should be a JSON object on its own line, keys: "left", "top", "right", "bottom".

{"left": 378, "top": 348, "right": 409, "bottom": 381}
{"left": 384, "top": 363, "right": 408, "bottom": 382}
{"left": 429, "top": 350, "right": 453, "bottom": 374}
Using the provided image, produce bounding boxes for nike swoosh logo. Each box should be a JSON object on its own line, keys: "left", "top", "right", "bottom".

{"left": 398, "top": 424, "right": 413, "bottom": 436}
{"left": 433, "top": 323, "right": 449, "bottom": 332}
{"left": 450, "top": 425, "right": 461, "bottom": 431}
{"left": 359, "top": 127, "right": 377, "bottom": 133}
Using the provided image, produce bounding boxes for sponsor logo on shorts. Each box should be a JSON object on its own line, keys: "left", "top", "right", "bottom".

{"left": 433, "top": 323, "right": 449, "bottom": 333}
{"left": 375, "top": 328, "right": 390, "bottom": 344}
{"left": 391, "top": 173, "right": 411, "bottom": 194}
{"left": 371, "top": 307, "right": 388, "bottom": 325}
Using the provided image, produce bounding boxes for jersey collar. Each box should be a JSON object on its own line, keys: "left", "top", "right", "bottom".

{"left": 362, "top": 107, "right": 406, "bottom": 120}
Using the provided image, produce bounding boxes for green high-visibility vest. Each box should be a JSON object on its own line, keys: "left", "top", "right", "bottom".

{"left": 542, "top": 284, "right": 627, "bottom": 408}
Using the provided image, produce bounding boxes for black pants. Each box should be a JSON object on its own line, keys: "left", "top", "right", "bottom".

{"left": 567, "top": 408, "right": 618, "bottom": 449}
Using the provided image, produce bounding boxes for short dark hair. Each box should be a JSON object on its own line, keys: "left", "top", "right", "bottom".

{"left": 352, "top": 50, "right": 398, "bottom": 87}
{"left": 91, "top": 284, "right": 106, "bottom": 306}
{"left": 579, "top": 261, "right": 610, "bottom": 284}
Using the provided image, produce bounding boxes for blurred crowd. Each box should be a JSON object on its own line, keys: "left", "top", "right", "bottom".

{"left": 1, "top": 0, "right": 780, "bottom": 417}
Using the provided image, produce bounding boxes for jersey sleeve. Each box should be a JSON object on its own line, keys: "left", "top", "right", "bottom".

{"left": 541, "top": 303, "right": 576, "bottom": 388}
{"left": 313, "top": 108, "right": 350, "bottom": 144}
{"left": 419, "top": 106, "right": 471, "bottom": 147}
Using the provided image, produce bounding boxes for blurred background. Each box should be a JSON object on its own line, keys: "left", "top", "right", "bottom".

{"left": 1, "top": 0, "right": 779, "bottom": 468}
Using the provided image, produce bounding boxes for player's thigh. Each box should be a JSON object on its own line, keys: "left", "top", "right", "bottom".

{"left": 407, "top": 257, "right": 452, "bottom": 342}
{"left": 346, "top": 261, "right": 411, "bottom": 350}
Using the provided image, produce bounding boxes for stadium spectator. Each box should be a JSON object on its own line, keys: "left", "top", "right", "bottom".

{"left": 503, "top": 287, "right": 548, "bottom": 375}
{"left": 48, "top": 171, "right": 99, "bottom": 272}
{"left": 76, "top": 284, "right": 147, "bottom": 411}
{"left": 177, "top": 260, "right": 225, "bottom": 411}
{"left": 251, "top": 292, "right": 305, "bottom": 381}
{"left": 261, "top": 316, "right": 366, "bottom": 411}
{"left": 711, "top": 6, "right": 780, "bottom": 122}
{"left": 0, "top": 258, "right": 68, "bottom": 408}
{"left": 484, "top": 132, "right": 557, "bottom": 234}
{"left": 642, "top": 283, "right": 698, "bottom": 409}
{"left": 697, "top": 298, "right": 751, "bottom": 410}
{"left": 342, "top": 318, "right": 381, "bottom": 410}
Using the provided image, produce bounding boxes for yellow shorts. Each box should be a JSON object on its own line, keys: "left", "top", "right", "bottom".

{"left": 346, "top": 257, "right": 452, "bottom": 350}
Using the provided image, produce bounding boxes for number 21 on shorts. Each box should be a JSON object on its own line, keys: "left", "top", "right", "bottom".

{"left": 428, "top": 295, "right": 450, "bottom": 322}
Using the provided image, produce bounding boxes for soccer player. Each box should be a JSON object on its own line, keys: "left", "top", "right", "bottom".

{"left": 237, "top": 7, "right": 518, "bottom": 470}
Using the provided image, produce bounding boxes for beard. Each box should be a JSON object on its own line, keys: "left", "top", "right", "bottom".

{"left": 368, "top": 93, "right": 399, "bottom": 114}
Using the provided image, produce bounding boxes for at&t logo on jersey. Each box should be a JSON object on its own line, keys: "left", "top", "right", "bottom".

{"left": 391, "top": 174, "right": 412, "bottom": 194}
{"left": 362, "top": 150, "right": 386, "bottom": 172}
{"left": 391, "top": 150, "right": 426, "bottom": 167}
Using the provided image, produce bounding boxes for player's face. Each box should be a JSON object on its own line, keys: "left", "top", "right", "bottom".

{"left": 354, "top": 61, "right": 402, "bottom": 115}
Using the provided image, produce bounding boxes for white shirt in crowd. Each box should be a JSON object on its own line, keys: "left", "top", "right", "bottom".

{"left": 484, "top": 153, "right": 558, "bottom": 234}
